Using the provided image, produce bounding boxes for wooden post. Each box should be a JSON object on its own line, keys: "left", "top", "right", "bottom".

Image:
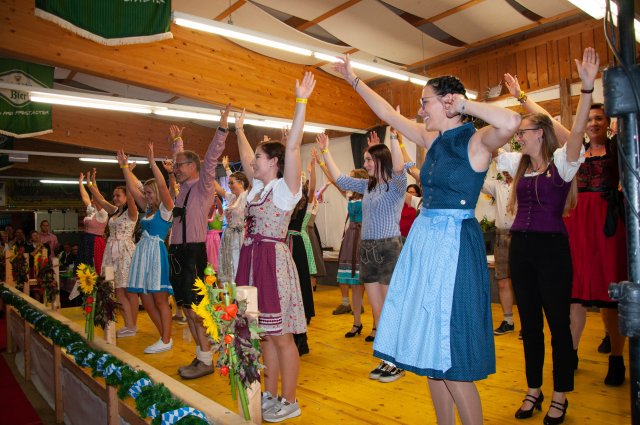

{"left": 559, "top": 79, "right": 573, "bottom": 130}
{"left": 52, "top": 257, "right": 61, "bottom": 311}
{"left": 23, "top": 253, "right": 31, "bottom": 296}
{"left": 236, "top": 286, "right": 261, "bottom": 424}
{"left": 103, "top": 267, "right": 116, "bottom": 344}
{"left": 24, "top": 323, "right": 31, "bottom": 381}
{"left": 6, "top": 306, "right": 14, "bottom": 353}
{"left": 53, "top": 345, "right": 64, "bottom": 424}
{"left": 106, "top": 385, "right": 119, "bottom": 425}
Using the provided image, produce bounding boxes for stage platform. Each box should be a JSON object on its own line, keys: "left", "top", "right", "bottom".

{"left": 58, "top": 284, "right": 630, "bottom": 424}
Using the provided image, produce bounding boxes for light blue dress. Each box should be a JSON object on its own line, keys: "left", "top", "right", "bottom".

{"left": 373, "top": 123, "right": 495, "bottom": 380}
{"left": 127, "top": 205, "right": 173, "bottom": 294}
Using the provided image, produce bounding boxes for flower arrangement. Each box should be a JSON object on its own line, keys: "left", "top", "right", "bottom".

{"left": 76, "top": 264, "right": 117, "bottom": 341}
{"left": 11, "top": 247, "right": 28, "bottom": 291}
{"left": 36, "top": 256, "right": 59, "bottom": 306}
{"left": 191, "top": 264, "right": 263, "bottom": 421}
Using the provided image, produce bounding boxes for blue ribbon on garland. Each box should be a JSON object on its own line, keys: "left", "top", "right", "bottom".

{"left": 148, "top": 404, "right": 158, "bottom": 419}
{"left": 96, "top": 354, "right": 110, "bottom": 373}
{"left": 128, "top": 377, "right": 152, "bottom": 399}
{"left": 81, "top": 352, "right": 95, "bottom": 367}
{"left": 104, "top": 364, "right": 122, "bottom": 380}
{"left": 161, "top": 407, "right": 208, "bottom": 425}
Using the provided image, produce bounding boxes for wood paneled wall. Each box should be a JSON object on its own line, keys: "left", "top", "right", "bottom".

{"left": 371, "top": 19, "right": 618, "bottom": 120}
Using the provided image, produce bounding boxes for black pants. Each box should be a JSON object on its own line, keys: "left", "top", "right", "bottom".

{"left": 169, "top": 243, "right": 207, "bottom": 308}
{"left": 510, "top": 232, "right": 574, "bottom": 392}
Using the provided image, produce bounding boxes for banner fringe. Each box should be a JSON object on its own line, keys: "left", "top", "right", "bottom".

{"left": 35, "top": 9, "right": 173, "bottom": 46}
{"left": 0, "top": 129, "right": 53, "bottom": 138}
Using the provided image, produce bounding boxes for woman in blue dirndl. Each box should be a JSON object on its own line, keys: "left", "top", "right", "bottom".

{"left": 334, "top": 56, "right": 521, "bottom": 423}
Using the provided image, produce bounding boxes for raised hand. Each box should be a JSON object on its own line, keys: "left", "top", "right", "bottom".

{"left": 503, "top": 73, "right": 522, "bottom": 98}
{"left": 222, "top": 155, "right": 229, "bottom": 170}
{"left": 116, "top": 149, "right": 129, "bottom": 168}
{"left": 295, "top": 71, "right": 316, "bottom": 100}
{"left": 575, "top": 47, "right": 599, "bottom": 90}
{"left": 310, "top": 147, "right": 319, "bottom": 163}
{"left": 162, "top": 158, "right": 174, "bottom": 174}
{"left": 316, "top": 133, "right": 329, "bottom": 151}
{"left": 220, "top": 104, "right": 231, "bottom": 129}
{"left": 332, "top": 54, "right": 357, "bottom": 84}
{"left": 281, "top": 126, "right": 289, "bottom": 144}
{"left": 234, "top": 109, "right": 245, "bottom": 131}
{"left": 79, "top": 172, "right": 85, "bottom": 185}
{"left": 147, "top": 143, "right": 156, "bottom": 165}
{"left": 367, "top": 131, "right": 381, "bottom": 147}
{"left": 169, "top": 125, "right": 185, "bottom": 141}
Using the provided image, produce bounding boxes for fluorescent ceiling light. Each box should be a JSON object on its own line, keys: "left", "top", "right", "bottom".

{"left": 566, "top": 0, "right": 640, "bottom": 41}
{"left": 173, "top": 13, "right": 312, "bottom": 56}
{"left": 79, "top": 157, "right": 149, "bottom": 164}
{"left": 350, "top": 61, "right": 409, "bottom": 82}
{"left": 30, "top": 92, "right": 153, "bottom": 114}
{"left": 155, "top": 109, "right": 220, "bottom": 121}
{"left": 409, "top": 77, "right": 428, "bottom": 86}
{"left": 313, "top": 52, "right": 341, "bottom": 63}
{"left": 41, "top": 179, "right": 83, "bottom": 185}
{"left": 466, "top": 90, "right": 478, "bottom": 100}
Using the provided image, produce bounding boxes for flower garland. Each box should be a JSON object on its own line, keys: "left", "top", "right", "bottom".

{"left": 76, "top": 264, "right": 117, "bottom": 341}
{"left": 11, "top": 247, "right": 28, "bottom": 291}
{"left": 192, "top": 264, "right": 264, "bottom": 421}
{"left": 0, "top": 285, "right": 208, "bottom": 425}
{"left": 36, "top": 257, "right": 59, "bottom": 306}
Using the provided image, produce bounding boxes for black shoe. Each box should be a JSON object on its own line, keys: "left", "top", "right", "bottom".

{"left": 494, "top": 320, "right": 515, "bottom": 335}
{"left": 378, "top": 366, "right": 405, "bottom": 383}
{"left": 604, "top": 355, "right": 626, "bottom": 386}
{"left": 543, "top": 399, "right": 568, "bottom": 425}
{"left": 365, "top": 328, "right": 376, "bottom": 342}
{"left": 598, "top": 334, "right": 611, "bottom": 354}
{"left": 515, "top": 391, "right": 544, "bottom": 419}
{"left": 345, "top": 324, "right": 363, "bottom": 338}
{"left": 294, "top": 333, "right": 310, "bottom": 356}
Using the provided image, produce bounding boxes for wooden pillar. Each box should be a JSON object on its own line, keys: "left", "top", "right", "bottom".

{"left": 236, "top": 286, "right": 261, "bottom": 424}
{"left": 103, "top": 267, "right": 116, "bottom": 344}
{"left": 106, "top": 385, "right": 119, "bottom": 425}
{"left": 52, "top": 257, "right": 61, "bottom": 311}
{"left": 53, "top": 345, "right": 64, "bottom": 424}
{"left": 6, "top": 306, "right": 14, "bottom": 353}
{"left": 559, "top": 79, "right": 573, "bottom": 129}
{"left": 24, "top": 324, "right": 31, "bottom": 381}
{"left": 5, "top": 249, "right": 13, "bottom": 286}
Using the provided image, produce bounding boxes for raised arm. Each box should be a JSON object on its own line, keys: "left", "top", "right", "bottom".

{"left": 385, "top": 131, "right": 404, "bottom": 173}
{"left": 445, "top": 94, "right": 521, "bottom": 165}
{"left": 78, "top": 172, "right": 91, "bottom": 207}
{"left": 397, "top": 131, "right": 421, "bottom": 181}
{"left": 117, "top": 149, "right": 146, "bottom": 210}
{"left": 284, "top": 72, "right": 316, "bottom": 194}
{"left": 504, "top": 73, "right": 571, "bottom": 143}
{"left": 311, "top": 147, "right": 336, "bottom": 185}
{"left": 87, "top": 170, "right": 117, "bottom": 214}
{"left": 566, "top": 47, "right": 599, "bottom": 162}
{"left": 307, "top": 151, "right": 317, "bottom": 197}
{"left": 148, "top": 143, "right": 174, "bottom": 210}
{"left": 234, "top": 109, "right": 254, "bottom": 182}
{"left": 162, "top": 159, "right": 178, "bottom": 200}
{"left": 316, "top": 133, "right": 342, "bottom": 183}
{"left": 169, "top": 124, "right": 185, "bottom": 157}
{"left": 200, "top": 105, "right": 230, "bottom": 195}
{"left": 334, "top": 55, "right": 434, "bottom": 147}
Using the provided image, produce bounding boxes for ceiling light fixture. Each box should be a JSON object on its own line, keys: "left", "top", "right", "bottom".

{"left": 30, "top": 92, "right": 153, "bottom": 114}
{"left": 566, "top": 0, "right": 640, "bottom": 41}
{"left": 79, "top": 157, "right": 149, "bottom": 164}
{"left": 40, "top": 179, "right": 85, "bottom": 185}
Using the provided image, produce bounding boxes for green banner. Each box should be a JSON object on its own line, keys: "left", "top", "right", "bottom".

{"left": 35, "top": 0, "right": 172, "bottom": 46}
{"left": 0, "top": 59, "right": 53, "bottom": 138}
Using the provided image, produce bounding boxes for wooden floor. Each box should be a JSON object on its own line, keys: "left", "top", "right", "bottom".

{"left": 61, "top": 285, "right": 630, "bottom": 424}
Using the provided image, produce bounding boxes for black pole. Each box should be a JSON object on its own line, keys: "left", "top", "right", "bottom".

{"left": 615, "top": 0, "right": 640, "bottom": 422}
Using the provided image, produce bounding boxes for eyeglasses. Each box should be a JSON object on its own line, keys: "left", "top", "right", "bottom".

{"left": 174, "top": 161, "right": 193, "bottom": 168}
{"left": 419, "top": 95, "right": 438, "bottom": 109}
{"left": 515, "top": 128, "right": 540, "bottom": 138}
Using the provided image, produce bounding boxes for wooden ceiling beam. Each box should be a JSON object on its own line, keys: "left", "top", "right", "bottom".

{"left": 0, "top": 0, "right": 376, "bottom": 130}
{"left": 296, "top": 0, "right": 362, "bottom": 31}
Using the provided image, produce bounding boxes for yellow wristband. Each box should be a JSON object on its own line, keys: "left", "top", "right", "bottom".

{"left": 225, "top": 167, "right": 231, "bottom": 171}
{"left": 87, "top": 183, "right": 93, "bottom": 187}
{"left": 319, "top": 161, "right": 326, "bottom": 167}
{"left": 321, "top": 148, "right": 329, "bottom": 154}
{"left": 517, "top": 91, "right": 527, "bottom": 102}
{"left": 296, "top": 97, "right": 308, "bottom": 104}
{"left": 399, "top": 143, "right": 405, "bottom": 148}
{"left": 173, "top": 136, "right": 182, "bottom": 141}
{"left": 120, "top": 164, "right": 129, "bottom": 169}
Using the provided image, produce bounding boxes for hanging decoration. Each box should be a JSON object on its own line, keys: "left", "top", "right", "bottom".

{"left": 191, "top": 264, "right": 263, "bottom": 421}
{"left": 36, "top": 256, "right": 59, "bottom": 306}
{"left": 11, "top": 247, "right": 28, "bottom": 291}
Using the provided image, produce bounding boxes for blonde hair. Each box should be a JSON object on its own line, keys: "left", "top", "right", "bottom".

{"left": 144, "top": 178, "right": 161, "bottom": 210}
{"left": 507, "top": 113, "right": 577, "bottom": 217}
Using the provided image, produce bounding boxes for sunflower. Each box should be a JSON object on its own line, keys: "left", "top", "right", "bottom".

{"left": 192, "top": 301, "right": 219, "bottom": 341}
{"left": 76, "top": 266, "right": 97, "bottom": 295}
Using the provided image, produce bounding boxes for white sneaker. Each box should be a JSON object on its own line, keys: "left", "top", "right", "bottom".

{"left": 262, "top": 391, "right": 278, "bottom": 413}
{"left": 144, "top": 338, "right": 173, "bottom": 354}
{"left": 116, "top": 327, "right": 137, "bottom": 338}
{"left": 263, "top": 398, "right": 301, "bottom": 423}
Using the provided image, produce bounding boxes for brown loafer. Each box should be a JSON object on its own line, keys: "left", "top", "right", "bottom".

{"left": 177, "top": 357, "right": 198, "bottom": 375}
{"left": 179, "top": 360, "right": 214, "bottom": 379}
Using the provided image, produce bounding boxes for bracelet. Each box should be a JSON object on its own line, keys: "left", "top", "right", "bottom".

{"left": 517, "top": 91, "right": 528, "bottom": 103}
{"left": 319, "top": 161, "right": 326, "bottom": 167}
{"left": 321, "top": 148, "right": 329, "bottom": 154}
{"left": 296, "top": 97, "right": 308, "bottom": 104}
{"left": 581, "top": 87, "right": 594, "bottom": 94}
{"left": 172, "top": 136, "right": 182, "bottom": 141}
{"left": 120, "top": 164, "right": 128, "bottom": 169}
{"left": 87, "top": 183, "right": 93, "bottom": 187}
{"left": 352, "top": 77, "right": 360, "bottom": 90}
{"left": 218, "top": 126, "right": 228, "bottom": 133}
{"left": 460, "top": 100, "right": 467, "bottom": 114}
{"left": 399, "top": 143, "right": 405, "bottom": 148}
{"left": 225, "top": 167, "right": 231, "bottom": 171}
